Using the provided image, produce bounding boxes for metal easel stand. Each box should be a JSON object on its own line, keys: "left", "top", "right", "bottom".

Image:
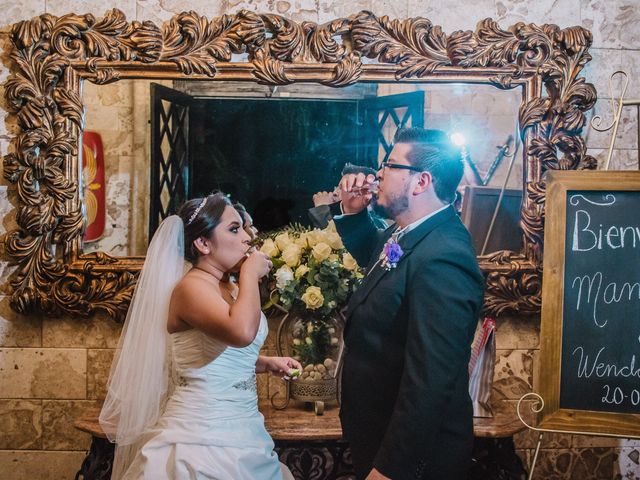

{"left": 516, "top": 392, "right": 638, "bottom": 480}
{"left": 590, "top": 70, "right": 640, "bottom": 171}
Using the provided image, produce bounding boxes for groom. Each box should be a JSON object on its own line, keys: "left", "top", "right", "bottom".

{"left": 334, "top": 128, "right": 484, "bottom": 480}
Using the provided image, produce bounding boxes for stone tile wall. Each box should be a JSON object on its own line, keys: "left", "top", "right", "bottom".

{"left": 0, "top": 1, "right": 639, "bottom": 478}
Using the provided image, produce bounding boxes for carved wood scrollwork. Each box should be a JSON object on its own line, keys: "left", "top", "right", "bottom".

{"left": 2, "top": 9, "right": 597, "bottom": 320}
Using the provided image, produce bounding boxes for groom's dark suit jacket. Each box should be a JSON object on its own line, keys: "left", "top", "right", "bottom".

{"left": 335, "top": 206, "right": 484, "bottom": 480}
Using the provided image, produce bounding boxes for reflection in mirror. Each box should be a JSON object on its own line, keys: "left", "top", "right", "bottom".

{"left": 81, "top": 80, "right": 522, "bottom": 257}
{"left": 82, "top": 79, "right": 160, "bottom": 257}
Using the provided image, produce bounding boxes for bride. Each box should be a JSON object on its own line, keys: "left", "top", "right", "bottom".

{"left": 100, "top": 192, "right": 299, "bottom": 479}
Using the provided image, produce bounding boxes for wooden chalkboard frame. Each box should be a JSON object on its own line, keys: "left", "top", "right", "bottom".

{"left": 538, "top": 170, "right": 640, "bottom": 438}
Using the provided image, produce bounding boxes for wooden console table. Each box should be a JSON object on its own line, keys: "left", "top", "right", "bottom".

{"left": 74, "top": 399, "right": 527, "bottom": 480}
{"left": 74, "top": 401, "right": 351, "bottom": 480}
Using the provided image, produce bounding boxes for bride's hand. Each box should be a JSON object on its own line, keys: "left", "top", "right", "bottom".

{"left": 265, "top": 356, "right": 303, "bottom": 380}
{"left": 240, "top": 250, "right": 272, "bottom": 280}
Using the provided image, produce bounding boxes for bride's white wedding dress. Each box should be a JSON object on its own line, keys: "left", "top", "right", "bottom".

{"left": 122, "top": 314, "right": 293, "bottom": 479}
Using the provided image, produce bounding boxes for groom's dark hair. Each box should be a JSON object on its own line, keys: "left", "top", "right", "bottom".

{"left": 394, "top": 128, "right": 463, "bottom": 204}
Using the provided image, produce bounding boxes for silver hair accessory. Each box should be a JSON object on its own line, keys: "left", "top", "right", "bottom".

{"left": 186, "top": 197, "right": 207, "bottom": 225}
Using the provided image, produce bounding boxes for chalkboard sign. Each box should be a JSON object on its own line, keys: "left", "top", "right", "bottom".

{"left": 538, "top": 170, "right": 640, "bottom": 438}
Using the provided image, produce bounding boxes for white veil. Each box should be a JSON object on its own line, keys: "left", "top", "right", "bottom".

{"left": 99, "top": 215, "right": 185, "bottom": 479}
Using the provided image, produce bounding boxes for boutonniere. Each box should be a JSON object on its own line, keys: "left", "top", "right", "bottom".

{"left": 379, "top": 237, "right": 404, "bottom": 271}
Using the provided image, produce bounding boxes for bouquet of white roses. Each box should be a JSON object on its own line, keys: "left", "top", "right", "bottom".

{"left": 260, "top": 221, "right": 363, "bottom": 373}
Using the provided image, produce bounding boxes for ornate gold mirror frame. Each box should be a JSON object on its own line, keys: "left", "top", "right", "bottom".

{"left": 2, "top": 9, "right": 596, "bottom": 320}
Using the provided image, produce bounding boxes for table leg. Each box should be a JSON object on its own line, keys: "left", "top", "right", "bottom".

{"left": 275, "top": 439, "right": 355, "bottom": 480}
{"left": 75, "top": 436, "right": 114, "bottom": 480}
{"left": 469, "top": 436, "right": 527, "bottom": 480}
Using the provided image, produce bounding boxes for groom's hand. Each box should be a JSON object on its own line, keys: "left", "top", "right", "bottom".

{"left": 339, "top": 173, "right": 376, "bottom": 214}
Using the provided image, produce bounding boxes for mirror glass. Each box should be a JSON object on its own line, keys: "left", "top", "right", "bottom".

{"left": 81, "top": 79, "right": 522, "bottom": 257}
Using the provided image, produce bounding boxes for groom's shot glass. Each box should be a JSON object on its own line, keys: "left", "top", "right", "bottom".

{"left": 339, "top": 180, "right": 379, "bottom": 197}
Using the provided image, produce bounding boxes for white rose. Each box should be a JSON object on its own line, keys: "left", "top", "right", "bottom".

{"left": 275, "top": 265, "right": 294, "bottom": 289}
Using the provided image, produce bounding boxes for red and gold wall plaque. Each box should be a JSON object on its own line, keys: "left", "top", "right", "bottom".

{"left": 82, "top": 131, "right": 106, "bottom": 243}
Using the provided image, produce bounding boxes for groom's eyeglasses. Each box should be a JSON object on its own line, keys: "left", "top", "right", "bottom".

{"left": 379, "top": 161, "right": 423, "bottom": 173}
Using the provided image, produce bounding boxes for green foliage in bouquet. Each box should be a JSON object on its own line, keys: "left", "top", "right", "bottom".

{"left": 260, "top": 221, "right": 363, "bottom": 319}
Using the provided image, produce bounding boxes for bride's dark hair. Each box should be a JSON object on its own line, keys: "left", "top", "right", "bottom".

{"left": 178, "top": 192, "right": 231, "bottom": 263}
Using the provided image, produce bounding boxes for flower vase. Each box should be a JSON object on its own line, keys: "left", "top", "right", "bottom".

{"left": 271, "top": 310, "right": 345, "bottom": 415}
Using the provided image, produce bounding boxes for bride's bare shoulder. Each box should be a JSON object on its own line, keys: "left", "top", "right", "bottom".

{"left": 172, "top": 272, "right": 215, "bottom": 300}
{"left": 168, "top": 273, "right": 220, "bottom": 333}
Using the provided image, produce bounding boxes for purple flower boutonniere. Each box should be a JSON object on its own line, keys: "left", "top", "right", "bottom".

{"left": 380, "top": 238, "right": 404, "bottom": 271}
